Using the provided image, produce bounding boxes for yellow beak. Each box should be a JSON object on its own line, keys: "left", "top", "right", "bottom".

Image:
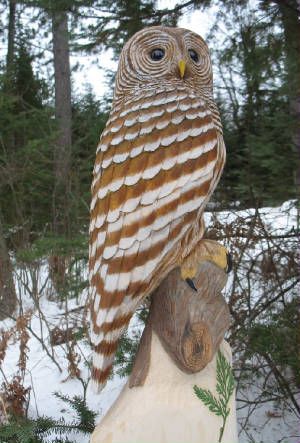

{"left": 178, "top": 59, "right": 186, "bottom": 79}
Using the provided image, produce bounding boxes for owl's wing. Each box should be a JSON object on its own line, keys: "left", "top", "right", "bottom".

{"left": 89, "top": 87, "right": 224, "bottom": 389}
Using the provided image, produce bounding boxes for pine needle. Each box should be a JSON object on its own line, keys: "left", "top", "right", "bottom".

{"left": 193, "top": 350, "right": 235, "bottom": 443}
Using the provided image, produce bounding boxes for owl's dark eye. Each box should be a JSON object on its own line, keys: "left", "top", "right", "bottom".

{"left": 188, "top": 49, "right": 199, "bottom": 63}
{"left": 150, "top": 48, "right": 165, "bottom": 61}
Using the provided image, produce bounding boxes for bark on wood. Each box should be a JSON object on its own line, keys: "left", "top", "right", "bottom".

{"left": 52, "top": 9, "right": 72, "bottom": 235}
{"left": 129, "top": 261, "right": 230, "bottom": 387}
{"left": 0, "top": 216, "right": 17, "bottom": 320}
{"left": 50, "top": 9, "right": 72, "bottom": 294}
{"left": 278, "top": 0, "right": 300, "bottom": 191}
{"left": 6, "top": 0, "right": 16, "bottom": 77}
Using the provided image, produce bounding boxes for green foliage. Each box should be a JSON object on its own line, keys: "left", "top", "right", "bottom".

{"left": 53, "top": 392, "right": 96, "bottom": 433}
{"left": 89, "top": 0, "right": 159, "bottom": 57}
{"left": 0, "top": 41, "right": 108, "bottom": 247}
{"left": 72, "top": 0, "right": 205, "bottom": 58}
{"left": 71, "top": 90, "right": 108, "bottom": 227}
{"left": 16, "top": 235, "right": 88, "bottom": 263}
{"left": 210, "top": 1, "right": 299, "bottom": 207}
{"left": 0, "top": 41, "right": 56, "bottom": 245}
{"left": 112, "top": 305, "right": 149, "bottom": 378}
{"left": 193, "top": 388, "right": 223, "bottom": 416}
{"left": 247, "top": 299, "right": 300, "bottom": 388}
{"left": 11, "top": 41, "right": 48, "bottom": 108}
{"left": 194, "top": 351, "right": 235, "bottom": 443}
{"left": 0, "top": 393, "right": 96, "bottom": 443}
{"left": 113, "top": 327, "right": 141, "bottom": 378}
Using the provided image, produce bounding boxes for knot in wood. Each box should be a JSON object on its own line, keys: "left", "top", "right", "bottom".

{"left": 182, "top": 322, "right": 212, "bottom": 372}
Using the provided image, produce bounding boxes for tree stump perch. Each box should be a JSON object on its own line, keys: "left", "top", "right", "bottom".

{"left": 130, "top": 261, "right": 230, "bottom": 387}
{"left": 91, "top": 260, "right": 238, "bottom": 443}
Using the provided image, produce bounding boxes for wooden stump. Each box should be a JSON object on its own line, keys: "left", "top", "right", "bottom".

{"left": 130, "top": 261, "right": 230, "bottom": 387}
{"left": 91, "top": 261, "right": 238, "bottom": 443}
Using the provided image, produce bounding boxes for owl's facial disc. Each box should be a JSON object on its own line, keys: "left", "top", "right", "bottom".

{"left": 114, "top": 27, "right": 213, "bottom": 100}
{"left": 125, "top": 29, "right": 178, "bottom": 82}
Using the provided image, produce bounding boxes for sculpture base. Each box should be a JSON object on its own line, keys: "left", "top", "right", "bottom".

{"left": 91, "top": 334, "right": 238, "bottom": 443}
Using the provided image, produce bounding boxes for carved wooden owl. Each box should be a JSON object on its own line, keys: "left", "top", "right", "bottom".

{"left": 89, "top": 26, "right": 226, "bottom": 390}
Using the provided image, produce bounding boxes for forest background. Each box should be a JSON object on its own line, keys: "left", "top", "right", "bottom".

{"left": 0, "top": 0, "right": 299, "bottom": 442}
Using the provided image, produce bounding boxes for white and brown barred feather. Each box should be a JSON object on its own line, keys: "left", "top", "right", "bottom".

{"left": 89, "top": 26, "right": 226, "bottom": 390}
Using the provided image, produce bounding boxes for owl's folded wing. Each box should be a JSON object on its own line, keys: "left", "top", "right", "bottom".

{"left": 89, "top": 89, "right": 222, "bottom": 388}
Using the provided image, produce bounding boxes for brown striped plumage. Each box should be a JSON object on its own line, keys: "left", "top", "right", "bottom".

{"left": 89, "top": 26, "right": 226, "bottom": 390}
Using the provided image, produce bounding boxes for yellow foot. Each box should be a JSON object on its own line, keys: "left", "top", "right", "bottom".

{"left": 180, "top": 239, "right": 232, "bottom": 291}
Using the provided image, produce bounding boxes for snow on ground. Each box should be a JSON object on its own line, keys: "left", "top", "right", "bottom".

{"left": 237, "top": 377, "right": 300, "bottom": 443}
{"left": 0, "top": 201, "right": 299, "bottom": 442}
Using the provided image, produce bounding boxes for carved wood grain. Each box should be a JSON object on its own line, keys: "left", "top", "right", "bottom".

{"left": 129, "top": 261, "right": 230, "bottom": 387}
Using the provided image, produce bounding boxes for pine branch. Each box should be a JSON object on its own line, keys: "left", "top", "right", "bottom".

{"left": 193, "top": 386, "right": 223, "bottom": 416}
{"left": 193, "top": 350, "right": 235, "bottom": 443}
{"left": 0, "top": 393, "right": 96, "bottom": 443}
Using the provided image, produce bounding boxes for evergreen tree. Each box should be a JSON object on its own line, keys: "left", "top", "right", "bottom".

{"left": 0, "top": 41, "right": 54, "bottom": 245}
{"left": 0, "top": 392, "right": 97, "bottom": 443}
{"left": 71, "top": 89, "right": 108, "bottom": 226}
{"left": 71, "top": 0, "right": 212, "bottom": 57}
{"left": 209, "top": 0, "right": 299, "bottom": 206}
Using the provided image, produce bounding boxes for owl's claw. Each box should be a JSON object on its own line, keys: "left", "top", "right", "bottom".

{"left": 181, "top": 240, "right": 231, "bottom": 288}
{"left": 226, "top": 252, "right": 233, "bottom": 274}
{"left": 185, "top": 278, "right": 198, "bottom": 292}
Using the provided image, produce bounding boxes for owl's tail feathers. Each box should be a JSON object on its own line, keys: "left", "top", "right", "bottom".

{"left": 90, "top": 299, "right": 137, "bottom": 392}
{"left": 90, "top": 339, "right": 119, "bottom": 393}
{"left": 90, "top": 312, "right": 134, "bottom": 392}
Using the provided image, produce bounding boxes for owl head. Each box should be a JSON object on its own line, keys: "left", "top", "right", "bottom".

{"left": 114, "top": 26, "right": 213, "bottom": 100}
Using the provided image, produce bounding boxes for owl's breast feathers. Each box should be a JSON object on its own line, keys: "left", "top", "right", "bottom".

{"left": 89, "top": 85, "right": 225, "bottom": 390}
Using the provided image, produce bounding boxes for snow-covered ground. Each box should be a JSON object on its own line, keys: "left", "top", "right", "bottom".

{"left": 0, "top": 201, "right": 299, "bottom": 442}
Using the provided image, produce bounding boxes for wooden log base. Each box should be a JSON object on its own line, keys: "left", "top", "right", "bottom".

{"left": 91, "top": 338, "right": 238, "bottom": 443}
{"left": 182, "top": 321, "right": 212, "bottom": 372}
{"left": 129, "top": 260, "right": 230, "bottom": 387}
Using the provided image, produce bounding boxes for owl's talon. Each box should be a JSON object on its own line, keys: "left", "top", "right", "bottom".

{"left": 226, "top": 252, "right": 233, "bottom": 274}
{"left": 186, "top": 278, "right": 198, "bottom": 292}
{"left": 181, "top": 240, "right": 230, "bottom": 287}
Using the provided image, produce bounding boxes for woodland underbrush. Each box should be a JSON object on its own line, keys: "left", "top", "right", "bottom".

{"left": 0, "top": 201, "right": 298, "bottom": 443}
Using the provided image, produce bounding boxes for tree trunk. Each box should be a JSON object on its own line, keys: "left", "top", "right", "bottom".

{"left": 0, "top": 215, "right": 17, "bottom": 320}
{"left": 50, "top": 9, "right": 72, "bottom": 296}
{"left": 52, "top": 9, "right": 72, "bottom": 236}
{"left": 277, "top": 0, "right": 300, "bottom": 193}
{"left": 6, "top": 0, "right": 16, "bottom": 78}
